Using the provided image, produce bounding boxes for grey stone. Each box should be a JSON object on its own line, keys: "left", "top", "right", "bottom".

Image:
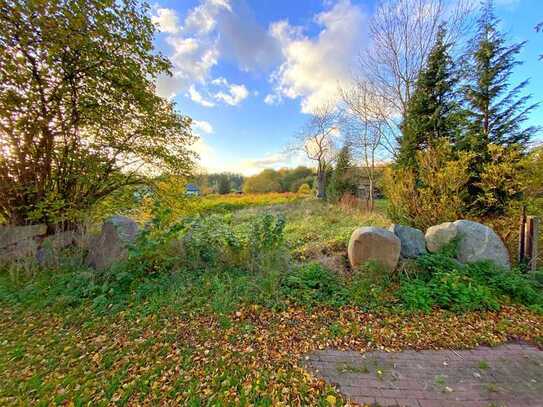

{"left": 36, "top": 230, "right": 79, "bottom": 266}
{"left": 0, "top": 238, "right": 38, "bottom": 262}
{"left": 425, "top": 222, "right": 457, "bottom": 253}
{"left": 454, "top": 219, "right": 510, "bottom": 269}
{"left": 425, "top": 220, "right": 510, "bottom": 269}
{"left": 348, "top": 227, "right": 401, "bottom": 271}
{"left": 86, "top": 216, "right": 139, "bottom": 270}
{"left": 0, "top": 224, "right": 47, "bottom": 249}
{"left": 389, "top": 224, "right": 427, "bottom": 258}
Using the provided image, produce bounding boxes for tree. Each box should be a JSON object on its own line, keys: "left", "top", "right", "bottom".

{"left": 243, "top": 169, "right": 282, "bottom": 193}
{"left": 462, "top": 1, "right": 539, "bottom": 153}
{"left": 341, "top": 81, "right": 392, "bottom": 210}
{"left": 397, "top": 26, "right": 461, "bottom": 169}
{"left": 363, "top": 0, "right": 472, "bottom": 122}
{"left": 328, "top": 143, "right": 357, "bottom": 200}
{"left": 217, "top": 175, "right": 231, "bottom": 195}
{"left": 0, "top": 0, "right": 195, "bottom": 227}
{"left": 293, "top": 104, "right": 340, "bottom": 199}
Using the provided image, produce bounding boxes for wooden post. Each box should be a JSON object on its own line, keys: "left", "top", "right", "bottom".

{"left": 525, "top": 216, "right": 540, "bottom": 272}
{"left": 519, "top": 206, "right": 526, "bottom": 264}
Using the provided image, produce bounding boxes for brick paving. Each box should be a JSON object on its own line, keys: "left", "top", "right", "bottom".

{"left": 303, "top": 342, "right": 543, "bottom": 407}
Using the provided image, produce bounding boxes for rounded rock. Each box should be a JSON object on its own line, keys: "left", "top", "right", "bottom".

{"left": 389, "top": 224, "right": 427, "bottom": 258}
{"left": 348, "top": 227, "right": 401, "bottom": 271}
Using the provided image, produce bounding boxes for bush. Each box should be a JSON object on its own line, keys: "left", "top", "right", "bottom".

{"left": 397, "top": 250, "right": 543, "bottom": 313}
{"left": 383, "top": 142, "right": 473, "bottom": 229}
{"left": 297, "top": 183, "right": 312, "bottom": 195}
{"left": 281, "top": 263, "right": 347, "bottom": 307}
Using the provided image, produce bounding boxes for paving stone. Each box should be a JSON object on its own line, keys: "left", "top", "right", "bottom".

{"left": 302, "top": 342, "right": 543, "bottom": 407}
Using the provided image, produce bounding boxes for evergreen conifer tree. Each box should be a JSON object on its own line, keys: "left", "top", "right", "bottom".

{"left": 397, "top": 26, "right": 460, "bottom": 169}
{"left": 329, "top": 143, "right": 356, "bottom": 199}
{"left": 462, "top": 1, "right": 539, "bottom": 153}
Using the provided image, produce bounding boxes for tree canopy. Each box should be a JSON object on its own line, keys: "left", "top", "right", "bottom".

{"left": 0, "top": 0, "right": 195, "bottom": 226}
{"left": 397, "top": 27, "right": 460, "bottom": 169}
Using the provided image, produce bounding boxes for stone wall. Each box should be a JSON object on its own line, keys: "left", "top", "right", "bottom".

{"left": 0, "top": 224, "right": 77, "bottom": 264}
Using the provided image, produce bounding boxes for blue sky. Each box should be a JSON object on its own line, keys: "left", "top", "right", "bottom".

{"left": 151, "top": 0, "right": 543, "bottom": 175}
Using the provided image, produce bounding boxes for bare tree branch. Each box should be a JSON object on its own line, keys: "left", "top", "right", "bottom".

{"left": 291, "top": 103, "right": 341, "bottom": 199}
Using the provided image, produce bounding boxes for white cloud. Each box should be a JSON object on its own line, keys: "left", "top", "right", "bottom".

{"left": 188, "top": 85, "right": 216, "bottom": 107}
{"left": 237, "top": 150, "right": 312, "bottom": 176}
{"left": 191, "top": 137, "right": 219, "bottom": 171}
{"left": 264, "top": 93, "right": 282, "bottom": 106}
{"left": 213, "top": 81, "right": 249, "bottom": 106}
{"left": 153, "top": 0, "right": 280, "bottom": 102}
{"left": 152, "top": 7, "right": 181, "bottom": 34}
{"left": 269, "top": 0, "right": 366, "bottom": 113}
{"left": 192, "top": 120, "right": 214, "bottom": 134}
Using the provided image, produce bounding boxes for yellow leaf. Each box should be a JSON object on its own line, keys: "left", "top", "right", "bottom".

{"left": 326, "top": 395, "right": 337, "bottom": 406}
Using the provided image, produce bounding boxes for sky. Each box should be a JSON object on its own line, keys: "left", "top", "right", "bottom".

{"left": 150, "top": 0, "right": 543, "bottom": 176}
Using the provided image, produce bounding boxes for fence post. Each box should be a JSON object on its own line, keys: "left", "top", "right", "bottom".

{"left": 518, "top": 206, "right": 526, "bottom": 264}
{"left": 525, "top": 216, "right": 540, "bottom": 272}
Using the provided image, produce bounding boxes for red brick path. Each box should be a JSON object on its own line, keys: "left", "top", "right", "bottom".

{"left": 303, "top": 342, "right": 543, "bottom": 407}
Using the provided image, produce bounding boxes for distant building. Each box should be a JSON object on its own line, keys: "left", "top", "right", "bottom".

{"left": 185, "top": 183, "right": 200, "bottom": 196}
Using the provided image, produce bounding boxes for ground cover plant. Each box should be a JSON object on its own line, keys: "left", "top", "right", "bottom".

{"left": 2, "top": 196, "right": 543, "bottom": 405}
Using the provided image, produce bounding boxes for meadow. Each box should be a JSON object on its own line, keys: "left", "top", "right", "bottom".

{"left": 2, "top": 193, "right": 543, "bottom": 406}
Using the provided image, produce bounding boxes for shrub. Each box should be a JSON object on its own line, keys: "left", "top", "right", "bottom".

{"left": 281, "top": 263, "right": 347, "bottom": 307}
{"left": 383, "top": 142, "right": 473, "bottom": 229}
{"left": 398, "top": 250, "right": 543, "bottom": 313}
{"left": 297, "top": 183, "right": 312, "bottom": 195}
{"left": 347, "top": 263, "right": 395, "bottom": 310}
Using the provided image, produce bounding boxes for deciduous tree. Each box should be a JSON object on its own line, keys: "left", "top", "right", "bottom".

{"left": 292, "top": 104, "right": 340, "bottom": 199}
{"left": 0, "top": 0, "right": 195, "bottom": 226}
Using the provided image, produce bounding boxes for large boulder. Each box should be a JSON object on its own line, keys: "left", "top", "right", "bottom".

{"left": 389, "top": 224, "right": 427, "bottom": 258}
{"left": 425, "top": 222, "right": 457, "bottom": 253}
{"left": 348, "top": 227, "right": 401, "bottom": 271}
{"left": 425, "top": 220, "right": 510, "bottom": 269}
{"left": 86, "top": 216, "right": 139, "bottom": 270}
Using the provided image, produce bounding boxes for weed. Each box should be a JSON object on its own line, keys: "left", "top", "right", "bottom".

{"left": 281, "top": 263, "right": 347, "bottom": 307}
{"left": 479, "top": 360, "right": 490, "bottom": 370}
{"left": 337, "top": 363, "right": 369, "bottom": 374}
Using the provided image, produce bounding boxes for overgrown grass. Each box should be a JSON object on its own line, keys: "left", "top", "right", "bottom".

{"left": 235, "top": 199, "right": 390, "bottom": 261}
{"left": 2, "top": 197, "right": 543, "bottom": 404}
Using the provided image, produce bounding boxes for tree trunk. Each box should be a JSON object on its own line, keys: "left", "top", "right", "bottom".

{"left": 368, "top": 178, "right": 374, "bottom": 212}
{"left": 316, "top": 169, "right": 326, "bottom": 199}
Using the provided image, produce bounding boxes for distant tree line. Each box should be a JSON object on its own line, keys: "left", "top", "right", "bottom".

{"left": 243, "top": 167, "right": 315, "bottom": 194}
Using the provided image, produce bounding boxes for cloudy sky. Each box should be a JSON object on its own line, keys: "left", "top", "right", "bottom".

{"left": 151, "top": 0, "right": 543, "bottom": 175}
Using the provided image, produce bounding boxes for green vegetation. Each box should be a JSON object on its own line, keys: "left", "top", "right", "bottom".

{"left": 243, "top": 167, "right": 315, "bottom": 194}
{"left": 3, "top": 199, "right": 542, "bottom": 316}
{"left": 1, "top": 1, "right": 543, "bottom": 405}
{"left": 389, "top": 1, "right": 540, "bottom": 229}
{"left": 2, "top": 196, "right": 543, "bottom": 404}
{"left": 0, "top": 0, "right": 195, "bottom": 226}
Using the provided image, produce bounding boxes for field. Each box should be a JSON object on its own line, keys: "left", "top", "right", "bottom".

{"left": 2, "top": 194, "right": 543, "bottom": 406}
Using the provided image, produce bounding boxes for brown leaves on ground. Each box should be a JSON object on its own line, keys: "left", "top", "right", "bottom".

{"left": 1, "top": 305, "right": 542, "bottom": 406}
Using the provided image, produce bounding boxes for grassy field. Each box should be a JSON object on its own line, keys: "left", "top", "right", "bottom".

{"left": 2, "top": 194, "right": 543, "bottom": 406}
